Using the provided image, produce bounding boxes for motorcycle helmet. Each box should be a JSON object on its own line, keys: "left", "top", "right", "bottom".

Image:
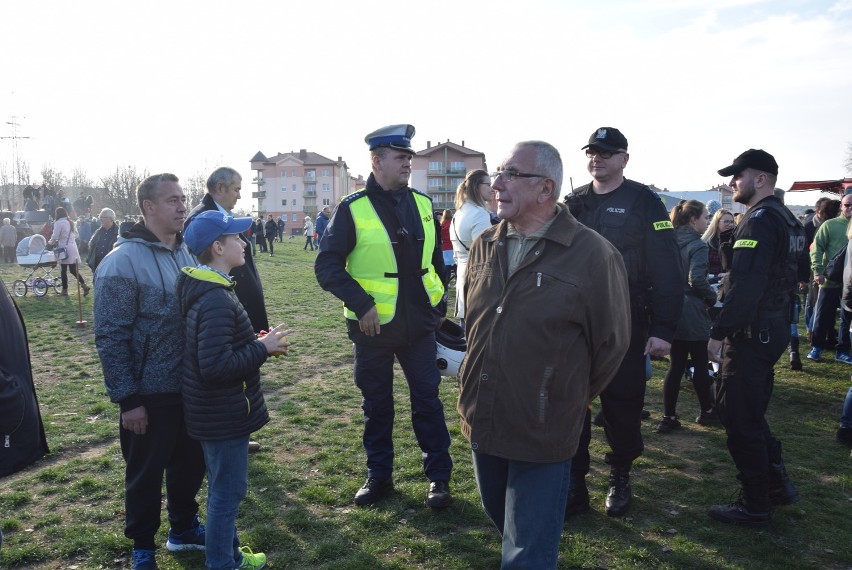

{"left": 436, "top": 318, "right": 466, "bottom": 377}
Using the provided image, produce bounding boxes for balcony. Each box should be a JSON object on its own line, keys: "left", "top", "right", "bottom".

{"left": 252, "top": 191, "right": 266, "bottom": 199}
{"left": 303, "top": 190, "right": 316, "bottom": 197}
{"left": 304, "top": 173, "right": 317, "bottom": 182}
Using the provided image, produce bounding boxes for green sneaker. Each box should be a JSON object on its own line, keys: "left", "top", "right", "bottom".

{"left": 236, "top": 546, "right": 266, "bottom": 570}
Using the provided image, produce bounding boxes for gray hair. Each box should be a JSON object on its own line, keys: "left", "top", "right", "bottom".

{"left": 99, "top": 207, "right": 116, "bottom": 220}
{"left": 2, "top": 217, "right": 10, "bottom": 225}
{"left": 206, "top": 167, "right": 241, "bottom": 193}
{"left": 514, "top": 140, "right": 563, "bottom": 200}
{"left": 137, "top": 173, "right": 179, "bottom": 214}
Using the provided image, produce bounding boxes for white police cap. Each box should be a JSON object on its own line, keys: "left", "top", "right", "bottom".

{"left": 364, "top": 124, "right": 416, "bottom": 154}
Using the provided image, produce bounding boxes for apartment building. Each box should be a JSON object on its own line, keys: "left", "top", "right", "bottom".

{"left": 249, "top": 149, "right": 357, "bottom": 233}
{"left": 411, "top": 140, "right": 487, "bottom": 212}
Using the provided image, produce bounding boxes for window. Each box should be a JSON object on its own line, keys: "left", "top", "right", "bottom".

{"left": 428, "top": 178, "right": 442, "bottom": 188}
{"left": 450, "top": 161, "right": 465, "bottom": 173}
{"left": 322, "top": 198, "right": 330, "bottom": 206}
{"left": 281, "top": 186, "right": 287, "bottom": 193}
{"left": 322, "top": 168, "right": 330, "bottom": 177}
{"left": 428, "top": 161, "right": 443, "bottom": 173}
{"left": 281, "top": 199, "right": 287, "bottom": 206}
{"left": 291, "top": 169, "right": 296, "bottom": 177}
{"left": 292, "top": 184, "right": 297, "bottom": 192}
{"left": 292, "top": 198, "right": 298, "bottom": 208}
{"left": 281, "top": 170, "right": 286, "bottom": 177}
{"left": 322, "top": 184, "right": 330, "bottom": 192}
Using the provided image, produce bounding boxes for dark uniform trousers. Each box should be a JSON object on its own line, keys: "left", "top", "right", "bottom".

{"left": 353, "top": 332, "right": 453, "bottom": 482}
{"left": 119, "top": 396, "right": 206, "bottom": 550}
{"left": 715, "top": 319, "right": 789, "bottom": 508}
{"left": 573, "top": 318, "right": 649, "bottom": 475}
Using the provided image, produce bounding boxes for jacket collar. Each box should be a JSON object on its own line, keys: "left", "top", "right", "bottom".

{"left": 482, "top": 203, "right": 579, "bottom": 248}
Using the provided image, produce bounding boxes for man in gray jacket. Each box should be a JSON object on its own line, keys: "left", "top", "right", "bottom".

{"left": 94, "top": 173, "right": 206, "bottom": 570}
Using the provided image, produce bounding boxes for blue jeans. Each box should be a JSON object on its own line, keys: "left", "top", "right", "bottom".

{"left": 354, "top": 334, "right": 453, "bottom": 481}
{"left": 201, "top": 437, "right": 248, "bottom": 570}
{"left": 841, "top": 384, "right": 852, "bottom": 429}
{"left": 472, "top": 452, "right": 571, "bottom": 569}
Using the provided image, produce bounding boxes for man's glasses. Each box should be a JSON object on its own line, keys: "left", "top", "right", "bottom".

{"left": 490, "top": 170, "right": 547, "bottom": 182}
{"left": 585, "top": 149, "right": 624, "bottom": 160}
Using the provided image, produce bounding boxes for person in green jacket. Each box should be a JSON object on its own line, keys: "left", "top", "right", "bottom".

{"left": 807, "top": 193, "right": 852, "bottom": 363}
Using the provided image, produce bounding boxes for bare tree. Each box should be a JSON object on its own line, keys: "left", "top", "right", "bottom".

{"left": 40, "top": 164, "right": 65, "bottom": 195}
{"left": 183, "top": 171, "right": 207, "bottom": 211}
{"left": 845, "top": 142, "right": 852, "bottom": 175}
{"left": 100, "top": 166, "right": 148, "bottom": 218}
{"left": 0, "top": 162, "right": 11, "bottom": 211}
{"left": 68, "top": 167, "right": 93, "bottom": 190}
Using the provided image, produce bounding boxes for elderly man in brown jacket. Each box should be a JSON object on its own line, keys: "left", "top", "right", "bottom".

{"left": 457, "top": 140, "right": 630, "bottom": 569}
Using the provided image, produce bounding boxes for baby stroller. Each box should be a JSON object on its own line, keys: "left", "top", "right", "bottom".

{"left": 13, "top": 234, "right": 62, "bottom": 297}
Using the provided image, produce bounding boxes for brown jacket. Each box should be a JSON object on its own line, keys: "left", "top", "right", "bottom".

{"left": 457, "top": 203, "right": 630, "bottom": 462}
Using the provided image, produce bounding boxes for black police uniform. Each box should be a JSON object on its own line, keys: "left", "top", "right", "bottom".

{"left": 710, "top": 195, "right": 804, "bottom": 513}
{"left": 565, "top": 179, "right": 683, "bottom": 507}
{"left": 314, "top": 173, "right": 453, "bottom": 484}
{"left": 185, "top": 194, "right": 269, "bottom": 333}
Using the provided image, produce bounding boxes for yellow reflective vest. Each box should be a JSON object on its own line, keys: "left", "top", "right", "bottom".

{"left": 344, "top": 192, "right": 444, "bottom": 324}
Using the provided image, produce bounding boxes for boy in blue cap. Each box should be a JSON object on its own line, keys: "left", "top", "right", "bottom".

{"left": 179, "top": 210, "right": 292, "bottom": 569}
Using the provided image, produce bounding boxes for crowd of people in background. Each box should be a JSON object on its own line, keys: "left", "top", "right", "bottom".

{"left": 6, "top": 123, "right": 852, "bottom": 570}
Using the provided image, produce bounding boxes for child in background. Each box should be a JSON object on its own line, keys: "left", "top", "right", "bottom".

{"left": 179, "top": 210, "right": 292, "bottom": 570}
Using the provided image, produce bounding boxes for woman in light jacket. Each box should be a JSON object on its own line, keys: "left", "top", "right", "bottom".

{"left": 49, "top": 207, "right": 89, "bottom": 296}
{"left": 450, "top": 169, "right": 493, "bottom": 331}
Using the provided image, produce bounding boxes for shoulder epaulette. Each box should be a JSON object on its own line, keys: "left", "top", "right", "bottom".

{"left": 411, "top": 188, "right": 433, "bottom": 201}
{"left": 341, "top": 190, "right": 367, "bottom": 205}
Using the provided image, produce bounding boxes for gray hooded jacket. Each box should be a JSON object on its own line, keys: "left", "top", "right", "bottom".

{"left": 94, "top": 222, "right": 196, "bottom": 412}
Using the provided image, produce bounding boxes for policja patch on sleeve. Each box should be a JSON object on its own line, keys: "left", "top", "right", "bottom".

{"left": 733, "top": 239, "right": 758, "bottom": 249}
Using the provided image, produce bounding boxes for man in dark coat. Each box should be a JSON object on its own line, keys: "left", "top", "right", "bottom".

{"left": 0, "top": 277, "right": 49, "bottom": 478}
{"left": 185, "top": 167, "right": 269, "bottom": 333}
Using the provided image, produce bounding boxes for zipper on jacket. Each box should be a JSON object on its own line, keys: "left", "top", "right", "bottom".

{"left": 244, "top": 382, "right": 251, "bottom": 416}
{"left": 538, "top": 367, "right": 555, "bottom": 424}
{"left": 536, "top": 272, "right": 542, "bottom": 287}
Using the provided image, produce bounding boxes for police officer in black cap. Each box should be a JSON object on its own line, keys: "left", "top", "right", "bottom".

{"left": 565, "top": 127, "right": 683, "bottom": 518}
{"left": 315, "top": 124, "right": 453, "bottom": 508}
{"left": 706, "top": 149, "right": 803, "bottom": 527}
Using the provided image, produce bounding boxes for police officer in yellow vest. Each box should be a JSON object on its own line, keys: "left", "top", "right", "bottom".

{"left": 315, "top": 124, "right": 453, "bottom": 508}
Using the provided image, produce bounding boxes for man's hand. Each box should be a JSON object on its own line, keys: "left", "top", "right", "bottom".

{"left": 708, "top": 339, "right": 723, "bottom": 363}
{"left": 121, "top": 405, "right": 148, "bottom": 435}
{"left": 644, "top": 337, "right": 671, "bottom": 358}
{"left": 358, "top": 306, "right": 381, "bottom": 337}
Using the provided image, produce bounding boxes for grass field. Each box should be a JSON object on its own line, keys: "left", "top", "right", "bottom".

{"left": 1, "top": 239, "right": 851, "bottom": 569}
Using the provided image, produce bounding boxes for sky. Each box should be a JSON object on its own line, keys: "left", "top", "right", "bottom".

{"left": 2, "top": 0, "right": 851, "bottom": 210}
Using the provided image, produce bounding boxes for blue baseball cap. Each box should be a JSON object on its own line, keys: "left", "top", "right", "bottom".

{"left": 365, "top": 124, "right": 416, "bottom": 154}
{"left": 183, "top": 210, "right": 252, "bottom": 255}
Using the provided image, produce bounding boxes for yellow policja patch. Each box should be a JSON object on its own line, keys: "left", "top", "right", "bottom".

{"left": 733, "top": 239, "right": 758, "bottom": 249}
{"left": 653, "top": 221, "right": 674, "bottom": 230}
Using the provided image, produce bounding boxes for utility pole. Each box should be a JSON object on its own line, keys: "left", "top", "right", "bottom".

{"left": 1, "top": 117, "right": 30, "bottom": 210}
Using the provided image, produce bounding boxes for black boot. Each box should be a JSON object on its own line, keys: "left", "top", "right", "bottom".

{"left": 767, "top": 441, "right": 800, "bottom": 506}
{"left": 564, "top": 474, "right": 590, "bottom": 519}
{"left": 708, "top": 495, "right": 770, "bottom": 528}
{"left": 789, "top": 351, "right": 802, "bottom": 371}
{"left": 605, "top": 466, "right": 632, "bottom": 517}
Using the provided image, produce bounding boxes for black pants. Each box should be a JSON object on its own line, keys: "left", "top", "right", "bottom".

{"left": 662, "top": 339, "right": 714, "bottom": 417}
{"left": 258, "top": 237, "right": 267, "bottom": 252}
{"left": 267, "top": 236, "right": 275, "bottom": 255}
{"left": 119, "top": 396, "right": 205, "bottom": 550}
{"left": 60, "top": 263, "right": 86, "bottom": 290}
{"left": 2, "top": 245, "right": 14, "bottom": 263}
{"left": 572, "top": 320, "right": 648, "bottom": 475}
{"left": 304, "top": 234, "right": 314, "bottom": 250}
{"left": 715, "top": 320, "right": 788, "bottom": 508}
